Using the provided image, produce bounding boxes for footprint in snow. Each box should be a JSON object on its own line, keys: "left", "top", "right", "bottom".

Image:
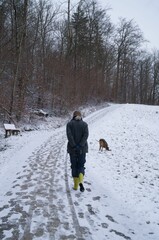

{"left": 78, "top": 212, "right": 84, "bottom": 218}
{"left": 110, "top": 229, "right": 131, "bottom": 240}
{"left": 106, "top": 215, "right": 118, "bottom": 223}
{"left": 5, "top": 191, "right": 13, "bottom": 196}
{"left": 74, "top": 201, "right": 79, "bottom": 206}
{"left": 93, "top": 196, "right": 100, "bottom": 201}
{"left": 75, "top": 193, "right": 81, "bottom": 198}
{"left": 84, "top": 181, "right": 91, "bottom": 185}
{"left": 101, "top": 222, "right": 109, "bottom": 228}
{"left": 86, "top": 188, "right": 91, "bottom": 192}
{"left": 86, "top": 204, "right": 96, "bottom": 215}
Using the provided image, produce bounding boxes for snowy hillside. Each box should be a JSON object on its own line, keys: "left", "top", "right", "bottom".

{"left": 0, "top": 103, "right": 159, "bottom": 240}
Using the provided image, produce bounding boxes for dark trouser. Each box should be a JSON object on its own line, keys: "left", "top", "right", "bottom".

{"left": 69, "top": 153, "right": 86, "bottom": 178}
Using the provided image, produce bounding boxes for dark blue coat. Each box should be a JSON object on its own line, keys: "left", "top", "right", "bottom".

{"left": 66, "top": 118, "right": 89, "bottom": 154}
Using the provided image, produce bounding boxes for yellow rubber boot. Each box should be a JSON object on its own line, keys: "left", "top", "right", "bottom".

{"left": 73, "top": 177, "right": 79, "bottom": 190}
{"left": 79, "top": 173, "right": 84, "bottom": 183}
{"left": 79, "top": 173, "right": 85, "bottom": 192}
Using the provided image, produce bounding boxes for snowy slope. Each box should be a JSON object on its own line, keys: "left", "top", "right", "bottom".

{"left": 0, "top": 103, "right": 159, "bottom": 240}
{"left": 80, "top": 104, "right": 159, "bottom": 240}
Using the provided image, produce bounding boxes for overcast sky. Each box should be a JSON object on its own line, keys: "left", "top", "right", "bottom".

{"left": 99, "top": 0, "right": 159, "bottom": 50}
{"left": 58, "top": 0, "right": 158, "bottom": 50}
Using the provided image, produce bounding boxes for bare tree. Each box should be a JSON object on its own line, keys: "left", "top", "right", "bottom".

{"left": 8, "top": 0, "right": 29, "bottom": 121}
{"left": 113, "top": 18, "right": 144, "bottom": 102}
{"left": 1, "top": 0, "right": 159, "bottom": 123}
{"left": 152, "top": 50, "right": 159, "bottom": 104}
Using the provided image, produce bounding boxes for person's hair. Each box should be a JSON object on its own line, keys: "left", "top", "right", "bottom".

{"left": 73, "top": 111, "right": 81, "bottom": 117}
{"left": 73, "top": 111, "right": 82, "bottom": 120}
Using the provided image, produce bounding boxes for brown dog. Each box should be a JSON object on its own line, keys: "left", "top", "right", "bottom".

{"left": 99, "top": 139, "right": 111, "bottom": 151}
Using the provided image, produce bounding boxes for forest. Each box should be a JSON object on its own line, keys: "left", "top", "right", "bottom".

{"left": 0, "top": 0, "right": 159, "bottom": 122}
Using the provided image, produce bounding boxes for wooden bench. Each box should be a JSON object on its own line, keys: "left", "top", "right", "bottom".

{"left": 4, "top": 123, "right": 20, "bottom": 138}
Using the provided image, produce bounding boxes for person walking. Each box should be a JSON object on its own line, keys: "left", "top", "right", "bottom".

{"left": 66, "top": 111, "right": 89, "bottom": 192}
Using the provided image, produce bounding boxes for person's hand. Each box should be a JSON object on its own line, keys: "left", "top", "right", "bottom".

{"left": 75, "top": 144, "right": 81, "bottom": 149}
{"left": 75, "top": 144, "right": 82, "bottom": 154}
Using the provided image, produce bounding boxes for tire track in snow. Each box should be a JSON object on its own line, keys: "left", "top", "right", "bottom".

{"left": 65, "top": 152, "right": 89, "bottom": 240}
{"left": 21, "top": 140, "right": 62, "bottom": 240}
{"left": 19, "top": 129, "right": 83, "bottom": 240}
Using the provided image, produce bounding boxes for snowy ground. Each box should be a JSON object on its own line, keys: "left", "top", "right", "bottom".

{"left": 0, "top": 103, "right": 159, "bottom": 240}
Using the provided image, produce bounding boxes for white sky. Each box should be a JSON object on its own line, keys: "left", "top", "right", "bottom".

{"left": 99, "top": 0, "right": 159, "bottom": 50}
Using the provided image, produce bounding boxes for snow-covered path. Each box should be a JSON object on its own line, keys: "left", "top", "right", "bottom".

{"left": 0, "top": 104, "right": 159, "bottom": 240}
